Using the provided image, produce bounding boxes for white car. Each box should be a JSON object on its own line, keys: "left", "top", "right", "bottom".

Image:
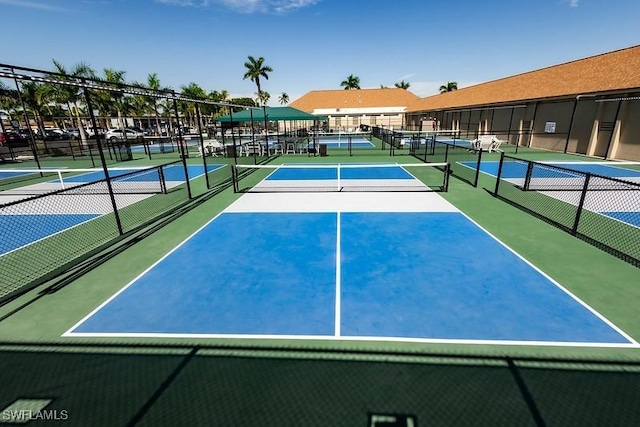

{"left": 105, "top": 128, "right": 144, "bottom": 141}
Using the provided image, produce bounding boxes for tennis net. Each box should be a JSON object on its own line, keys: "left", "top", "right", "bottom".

{"left": 518, "top": 161, "right": 640, "bottom": 192}
{"left": 0, "top": 166, "right": 167, "bottom": 197}
{"left": 233, "top": 162, "right": 450, "bottom": 193}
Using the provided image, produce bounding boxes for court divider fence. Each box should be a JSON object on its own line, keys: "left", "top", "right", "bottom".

{"left": 492, "top": 153, "right": 640, "bottom": 267}
{"left": 412, "top": 139, "right": 483, "bottom": 187}
{"left": 0, "top": 161, "right": 194, "bottom": 305}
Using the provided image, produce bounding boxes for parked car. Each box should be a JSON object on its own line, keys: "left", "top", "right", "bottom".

{"left": 0, "top": 131, "right": 29, "bottom": 147}
{"left": 65, "top": 128, "right": 81, "bottom": 138}
{"left": 105, "top": 128, "right": 145, "bottom": 141}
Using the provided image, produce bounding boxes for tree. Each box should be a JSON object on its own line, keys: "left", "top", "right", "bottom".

{"left": 180, "top": 82, "right": 207, "bottom": 128}
{"left": 143, "top": 72, "right": 172, "bottom": 136}
{"left": 340, "top": 74, "right": 360, "bottom": 90}
{"left": 256, "top": 91, "right": 270, "bottom": 106}
{"left": 243, "top": 56, "right": 273, "bottom": 106}
{"left": 394, "top": 80, "right": 410, "bottom": 90}
{"left": 49, "top": 60, "right": 95, "bottom": 142}
{"left": 439, "top": 81, "right": 458, "bottom": 93}
{"left": 278, "top": 92, "right": 289, "bottom": 105}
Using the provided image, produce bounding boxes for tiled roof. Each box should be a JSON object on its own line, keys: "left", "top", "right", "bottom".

{"left": 407, "top": 45, "right": 640, "bottom": 112}
{"left": 290, "top": 88, "right": 420, "bottom": 112}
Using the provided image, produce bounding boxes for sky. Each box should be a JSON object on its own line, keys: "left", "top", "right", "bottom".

{"left": 1, "top": 0, "right": 639, "bottom": 104}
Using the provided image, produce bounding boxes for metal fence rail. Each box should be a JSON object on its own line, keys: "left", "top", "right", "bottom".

{"left": 0, "top": 161, "right": 191, "bottom": 304}
{"left": 493, "top": 154, "right": 640, "bottom": 267}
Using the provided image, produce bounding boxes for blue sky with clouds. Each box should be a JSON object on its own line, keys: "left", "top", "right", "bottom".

{"left": 1, "top": 0, "right": 639, "bottom": 103}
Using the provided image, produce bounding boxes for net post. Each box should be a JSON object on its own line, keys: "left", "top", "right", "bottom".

{"left": 337, "top": 163, "right": 341, "bottom": 191}
{"left": 493, "top": 152, "right": 506, "bottom": 196}
{"left": 158, "top": 166, "right": 167, "bottom": 194}
{"left": 523, "top": 161, "right": 535, "bottom": 191}
{"left": 571, "top": 173, "right": 591, "bottom": 236}
{"left": 444, "top": 162, "right": 450, "bottom": 192}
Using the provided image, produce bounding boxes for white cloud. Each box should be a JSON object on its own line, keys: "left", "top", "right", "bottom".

{"left": 570, "top": 0, "right": 579, "bottom": 7}
{"left": 0, "top": 0, "right": 68, "bottom": 11}
{"left": 155, "top": 0, "right": 320, "bottom": 13}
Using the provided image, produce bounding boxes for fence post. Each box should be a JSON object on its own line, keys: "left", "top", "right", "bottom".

{"left": 231, "top": 165, "right": 238, "bottom": 193}
{"left": 473, "top": 149, "right": 483, "bottom": 187}
{"left": 493, "top": 152, "right": 506, "bottom": 196}
{"left": 571, "top": 173, "right": 591, "bottom": 236}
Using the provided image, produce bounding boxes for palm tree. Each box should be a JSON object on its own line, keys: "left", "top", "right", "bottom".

{"left": 93, "top": 68, "right": 127, "bottom": 131}
{"left": 394, "top": 80, "right": 410, "bottom": 89}
{"left": 439, "top": 81, "right": 458, "bottom": 93}
{"left": 278, "top": 92, "right": 289, "bottom": 105}
{"left": 340, "top": 74, "right": 360, "bottom": 90}
{"left": 143, "top": 72, "right": 172, "bottom": 136}
{"left": 49, "top": 60, "right": 95, "bottom": 142}
{"left": 180, "top": 82, "right": 207, "bottom": 129}
{"left": 243, "top": 56, "right": 273, "bottom": 106}
{"left": 256, "top": 91, "right": 270, "bottom": 106}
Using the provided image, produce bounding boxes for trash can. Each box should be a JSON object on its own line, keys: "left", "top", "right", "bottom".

{"left": 319, "top": 143, "right": 327, "bottom": 157}
{"left": 117, "top": 142, "right": 133, "bottom": 161}
{"left": 226, "top": 145, "right": 236, "bottom": 157}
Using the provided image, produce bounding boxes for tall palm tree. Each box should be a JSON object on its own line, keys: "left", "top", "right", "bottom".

{"left": 49, "top": 60, "right": 95, "bottom": 142}
{"left": 439, "top": 81, "right": 458, "bottom": 93}
{"left": 340, "top": 74, "right": 360, "bottom": 90}
{"left": 243, "top": 56, "right": 273, "bottom": 106}
{"left": 394, "top": 80, "right": 410, "bottom": 89}
{"left": 143, "top": 72, "right": 172, "bottom": 136}
{"left": 278, "top": 92, "right": 289, "bottom": 105}
{"left": 93, "top": 68, "right": 127, "bottom": 130}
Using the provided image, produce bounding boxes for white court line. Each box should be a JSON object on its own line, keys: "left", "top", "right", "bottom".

{"left": 335, "top": 212, "right": 341, "bottom": 337}
{"left": 63, "top": 332, "right": 639, "bottom": 348}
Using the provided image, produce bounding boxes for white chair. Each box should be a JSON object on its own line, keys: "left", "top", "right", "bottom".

{"left": 285, "top": 140, "right": 296, "bottom": 154}
{"left": 489, "top": 136, "right": 504, "bottom": 152}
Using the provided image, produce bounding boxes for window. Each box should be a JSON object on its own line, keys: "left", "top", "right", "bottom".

{"left": 352, "top": 117, "right": 359, "bottom": 126}
{"left": 335, "top": 117, "right": 342, "bottom": 127}
{"left": 370, "top": 116, "right": 377, "bottom": 125}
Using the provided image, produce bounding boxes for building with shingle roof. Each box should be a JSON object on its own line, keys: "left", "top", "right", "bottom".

{"left": 290, "top": 88, "right": 420, "bottom": 130}
{"left": 288, "top": 46, "right": 640, "bottom": 160}
{"left": 406, "top": 45, "right": 640, "bottom": 161}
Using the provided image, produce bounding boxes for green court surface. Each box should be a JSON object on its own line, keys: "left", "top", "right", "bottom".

{"left": 0, "top": 141, "right": 638, "bottom": 425}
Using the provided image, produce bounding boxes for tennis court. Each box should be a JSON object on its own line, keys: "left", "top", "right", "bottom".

{"left": 0, "top": 164, "right": 225, "bottom": 256}
{"left": 463, "top": 160, "right": 640, "bottom": 228}
{"left": 66, "top": 163, "right": 636, "bottom": 347}
{"left": 467, "top": 160, "right": 640, "bottom": 183}
{"left": 313, "top": 133, "right": 375, "bottom": 149}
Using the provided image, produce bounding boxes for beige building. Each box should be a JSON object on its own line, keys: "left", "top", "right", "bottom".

{"left": 288, "top": 46, "right": 640, "bottom": 161}
{"left": 406, "top": 45, "right": 640, "bottom": 161}
{"left": 290, "top": 88, "right": 420, "bottom": 131}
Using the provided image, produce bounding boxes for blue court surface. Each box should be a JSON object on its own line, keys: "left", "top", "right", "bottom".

{"left": 311, "top": 139, "right": 375, "bottom": 149}
{"left": 62, "top": 164, "right": 222, "bottom": 183}
{"left": 464, "top": 160, "right": 640, "bottom": 180}
{"left": 68, "top": 208, "right": 635, "bottom": 346}
{"left": 0, "top": 164, "right": 223, "bottom": 257}
{"left": 459, "top": 160, "right": 640, "bottom": 227}
{"left": 265, "top": 165, "right": 416, "bottom": 181}
{"left": 0, "top": 213, "right": 99, "bottom": 255}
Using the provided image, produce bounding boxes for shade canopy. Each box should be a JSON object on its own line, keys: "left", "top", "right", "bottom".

{"left": 215, "top": 106, "right": 326, "bottom": 123}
